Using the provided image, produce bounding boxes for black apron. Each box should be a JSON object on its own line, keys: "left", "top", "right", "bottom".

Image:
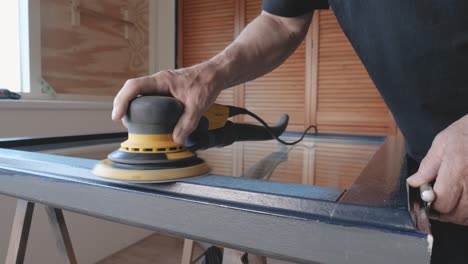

{"left": 330, "top": 0, "right": 468, "bottom": 162}
{"left": 329, "top": 1, "right": 468, "bottom": 263}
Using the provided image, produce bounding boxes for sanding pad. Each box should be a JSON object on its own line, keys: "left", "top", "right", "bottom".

{"left": 92, "top": 147, "right": 210, "bottom": 182}
{"left": 92, "top": 158, "right": 210, "bottom": 182}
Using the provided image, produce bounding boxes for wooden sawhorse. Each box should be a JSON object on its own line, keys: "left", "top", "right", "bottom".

{"left": 6, "top": 199, "right": 77, "bottom": 264}
{"left": 6, "top": 199, "right": 265, "bottom": 264}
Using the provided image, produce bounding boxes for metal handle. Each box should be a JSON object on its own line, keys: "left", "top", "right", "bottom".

{"left": 420, "top": 183, "right": 435, "bottom": 203}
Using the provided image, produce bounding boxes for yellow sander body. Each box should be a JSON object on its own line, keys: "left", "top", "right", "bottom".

{"left": 93, "top": 134, "right": 210, "bottom": 182}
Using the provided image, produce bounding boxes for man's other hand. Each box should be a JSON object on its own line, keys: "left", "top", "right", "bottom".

{"left": 407, "top": 114, "right": 468, "bottom": 225}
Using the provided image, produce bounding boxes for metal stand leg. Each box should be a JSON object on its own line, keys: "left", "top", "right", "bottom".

{"left": 6, "top": 200, "right": 35, "bottom": 264}
{"left": 45, "top": 206, "right": 77, "bottom": 264}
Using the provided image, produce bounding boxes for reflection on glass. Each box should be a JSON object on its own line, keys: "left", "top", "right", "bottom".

{"left": 198, "top": 136, "right": 381, "bottom": 189}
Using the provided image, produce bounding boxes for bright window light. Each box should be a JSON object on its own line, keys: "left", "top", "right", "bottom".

{"left": 0, "top": 1, "right": 21, "bottom": 92}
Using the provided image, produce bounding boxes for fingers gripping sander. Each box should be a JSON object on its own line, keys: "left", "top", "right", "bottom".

{"left": 93, "top": 95, "right": 289, "bottom": 182}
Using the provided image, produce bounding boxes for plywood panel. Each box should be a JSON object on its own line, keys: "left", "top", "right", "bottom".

{"left": 41, "top": 0, "right": 149, "bottom": 96}
{"left": 181, "top": 0, "right": 236, "bottom": 105}
{"left": 316, "top": 10, "right": 395, "bottom": 135}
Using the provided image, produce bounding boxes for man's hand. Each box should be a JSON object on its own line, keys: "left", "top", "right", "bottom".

{"left": 407, "top": 114, "right": 468, "bottom": 225}
{"left": 112, "top": 63, "right": 223, "bottom": 144}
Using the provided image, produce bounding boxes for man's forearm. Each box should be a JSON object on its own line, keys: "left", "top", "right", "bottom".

{"left": 200, "top": 11, "right": 313, "bottom": 89}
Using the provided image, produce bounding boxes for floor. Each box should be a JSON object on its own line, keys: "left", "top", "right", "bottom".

{"left": 97, "top": 233, "right": 292, "bottom": 264}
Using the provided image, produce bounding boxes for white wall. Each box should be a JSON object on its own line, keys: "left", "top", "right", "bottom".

{"left": 0, "top": 100, "right": 124, "bottom": 137}
{"left": 0, "top": 1, "right": 176, "bottom": 263}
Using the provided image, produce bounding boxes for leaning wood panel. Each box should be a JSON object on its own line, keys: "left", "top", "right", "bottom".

{"left": 41, "top": 0, "right": 149, "bottom": 96}
{"left": 181, "top": 0, "right": 236, "bottom": 105}
{"left": 316, "top": 10, "right": 395, "bottom": 135}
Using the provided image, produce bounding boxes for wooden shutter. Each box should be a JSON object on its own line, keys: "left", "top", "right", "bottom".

{"left": 316, "top": 10, "right": 395, "bottom": 135}
{"left": 179, "top": 2, "right": 396, "bottom": 135}
{"left": 180, "top": 0, "right": 236, "bottom": 105}
{"left": 243, "top": 0, "right": 307, "bottom": 132}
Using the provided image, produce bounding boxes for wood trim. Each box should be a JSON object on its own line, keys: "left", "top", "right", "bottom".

{"left": 177, "top": 0, "right": 184, "bottom": 68}
{"left": 234, "top": 0, "right": 246, "bottom": 120}
{"left": 300, "top": 141, "right": 316, "bottom": 185}
{"left": 149, "top": 1, "right": 176, "bottom": 73}
{"left": 309, "top": 11, "right": 320, "bottom": 126}
{"left": 232, "top": 143, "right": 244, "bottom": 176}
{"left": 22, "top": 0, "right": 42, "bottom": 95}
{"left": 148, "top": 0, "right": 157, "bottom": 74}
{"left": 301, "top": 146, "right": 310, "bottom": 184}
{"left": 311, "top": 147, "right": 317, "bottom": 185}
{"left": 234, "top": 0, "right": 245, "bottom": 37}
{"left": 305, "top": 16, "right": 313, "bottom": 128}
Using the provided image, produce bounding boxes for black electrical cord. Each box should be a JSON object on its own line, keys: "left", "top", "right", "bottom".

{"left": 231, "top": 106, "right": 318, "bottom": 145}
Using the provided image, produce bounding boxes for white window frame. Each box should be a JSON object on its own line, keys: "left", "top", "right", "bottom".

{"left": 18, "top": 0, "right": 44, "bottom": 98}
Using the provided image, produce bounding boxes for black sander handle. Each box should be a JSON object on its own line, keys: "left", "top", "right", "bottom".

{"left": 185, "top": 114, "right": 289, "bottom": 151}
{"left": 125, "top": 95, "right": 289, "bottom": 151}
{"left": 125, "top": 96, "right": 184, "bottom": 135}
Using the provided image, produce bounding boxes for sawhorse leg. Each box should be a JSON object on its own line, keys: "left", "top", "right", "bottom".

{"left": 5, "top": 199, "right": 77, "bottom": 264}
{"left": 45, "top": 206, "right": 77, "bottom": 264}
{"left": 6, "top": 200, "right": 34, "bottom": 264}
{"left": 181, "top": 239, "right": 195, "bottom": 264}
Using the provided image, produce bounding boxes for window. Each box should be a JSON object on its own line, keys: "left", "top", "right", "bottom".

{"left": 0, "top": 1, "right": 21, "bottom": 92}
{"left": 0, "top": 1, "right": 41, "bottom": 96}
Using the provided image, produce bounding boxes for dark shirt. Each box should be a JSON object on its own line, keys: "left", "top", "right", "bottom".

{"left": 262, "top": 0, "right": 468, "bottom": 162}
{"left": 262, "top": 0, "right": 329, "bottom": 17}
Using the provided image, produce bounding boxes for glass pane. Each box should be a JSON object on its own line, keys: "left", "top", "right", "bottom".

{"left": 198, "top": 135, "right": 381, "bottom": 189}
{"left": 47, "top": 135, "right": 382, "bottom": 190}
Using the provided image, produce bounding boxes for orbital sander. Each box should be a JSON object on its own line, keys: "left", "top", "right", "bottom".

{"left": 93, "top": 95, "right": 315, "bottom": 182}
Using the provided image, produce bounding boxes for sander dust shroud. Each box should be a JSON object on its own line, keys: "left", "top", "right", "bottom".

{"left": 92, "top": 95, "right": 317, "bottom": 182}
